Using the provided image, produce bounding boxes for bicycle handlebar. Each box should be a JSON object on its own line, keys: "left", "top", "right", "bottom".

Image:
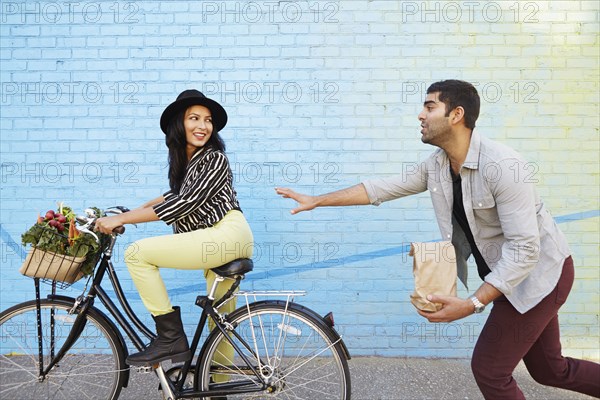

{"left": 76, "top": 206, "right": 130, "bottom": 238}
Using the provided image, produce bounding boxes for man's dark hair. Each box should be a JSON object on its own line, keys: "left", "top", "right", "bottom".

{"left": 427, "top": 80, "right": 480, "bottom": 130}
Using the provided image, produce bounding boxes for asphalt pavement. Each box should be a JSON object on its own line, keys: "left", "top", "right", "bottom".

{"left": 118, "top": 357, "right": 597, "bottom": 400}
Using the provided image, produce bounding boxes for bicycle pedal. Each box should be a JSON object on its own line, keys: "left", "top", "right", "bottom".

{"left": 135, "top": 366, "right": 153, "bottom": 373}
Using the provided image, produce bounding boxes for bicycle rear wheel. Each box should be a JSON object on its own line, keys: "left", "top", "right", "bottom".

{"left": 0, "top": 299, "right": 127, "bottom": 400}
{"left": 196, "top": 300, "right": 351, "bottom": 399}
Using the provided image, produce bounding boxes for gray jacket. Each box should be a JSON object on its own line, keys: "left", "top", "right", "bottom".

{"left": 363, "top": 131, "right": 570, "bottom": 313}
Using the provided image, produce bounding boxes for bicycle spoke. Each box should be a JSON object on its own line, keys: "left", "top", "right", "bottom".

{"left": 277, "top": 337, "right": 343, "bottom": 380}
{"left": 0, "top": 354, "right": 40, "bottom": 380}
{"left": 210, "top": 348, "right": 262, "bottom": 385}
{"left": 245, "top": 300, "right": 271, "bottom": 374}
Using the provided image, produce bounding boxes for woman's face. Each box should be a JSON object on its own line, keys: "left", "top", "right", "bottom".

{"left": 184, "top": 105, "right": 213, "bottom": 157}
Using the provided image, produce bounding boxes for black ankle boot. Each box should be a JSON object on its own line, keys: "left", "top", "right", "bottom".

{"left": 126, "top": 306, "right": 191, "bottom": 366}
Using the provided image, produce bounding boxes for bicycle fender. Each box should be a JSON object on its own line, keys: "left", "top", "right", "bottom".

{"left": 285, "top": 301, "right": 352, "bottom": 361}
{"left": 47, "top": 294, "right": 79, "bottom": 305}
{"left": 320, "top": 318, "right": 351, "bottom": 361}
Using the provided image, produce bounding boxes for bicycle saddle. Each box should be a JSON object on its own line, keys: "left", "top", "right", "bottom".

{"left": 211, "top": 258, "right": 254, "bottom": 277}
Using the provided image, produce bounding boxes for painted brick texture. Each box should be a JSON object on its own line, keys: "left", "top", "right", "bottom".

{"left": 1, "top": 0, "right": 598, "bottom": 359}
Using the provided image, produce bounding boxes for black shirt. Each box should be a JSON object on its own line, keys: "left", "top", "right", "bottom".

{"left": 450, "top": 168, "right": 491, "bottom": 280}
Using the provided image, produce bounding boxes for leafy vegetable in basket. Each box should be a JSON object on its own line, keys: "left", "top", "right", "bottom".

{"left": 21, "top": 203, "right": 107, "bottom": 276}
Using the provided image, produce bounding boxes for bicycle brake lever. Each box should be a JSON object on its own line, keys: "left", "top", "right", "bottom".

{"left": 105, "top": 206, "right": 130, "bottom": 215}
{"left": 78, "top": 226, "right": 100, "bottom": 243}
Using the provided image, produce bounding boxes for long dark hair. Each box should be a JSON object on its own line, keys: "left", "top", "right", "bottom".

{"left": 164, "top": 108, "right": 226, "bottom": 194}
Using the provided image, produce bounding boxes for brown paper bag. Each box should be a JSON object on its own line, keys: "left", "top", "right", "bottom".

{"left": 409, "top": 241, "right": 457, "bottom": 312}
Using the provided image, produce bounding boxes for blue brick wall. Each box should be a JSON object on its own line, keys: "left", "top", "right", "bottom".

{"left": 1, "top": 0, "right": 598, "bottom": 360}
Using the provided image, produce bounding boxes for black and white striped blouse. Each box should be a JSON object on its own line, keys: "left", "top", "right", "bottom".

{"left": 153, "top": 147, "right": 240, "bottom": 233}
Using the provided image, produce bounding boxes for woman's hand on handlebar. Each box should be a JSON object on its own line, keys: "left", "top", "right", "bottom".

{"left": 95, "top": 205, "right": 160, "bottom": 234}
{"left": 95, "top": 215, "right": 125, "bottom": 235}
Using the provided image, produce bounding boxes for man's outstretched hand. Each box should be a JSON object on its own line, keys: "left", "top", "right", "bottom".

{"left": 275, "top": 187, "right": 317, "bottom": 215}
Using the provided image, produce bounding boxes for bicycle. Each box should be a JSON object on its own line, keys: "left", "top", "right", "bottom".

{"left": 0, "top": 206, "right": 351, "bottom": 400}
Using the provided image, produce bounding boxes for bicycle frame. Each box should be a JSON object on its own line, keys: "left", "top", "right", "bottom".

{"left": 36, "top": 233, "right": 154, "bottom": 378}
{"left": 34, "top": 232, "right": 286, "bottom": 399}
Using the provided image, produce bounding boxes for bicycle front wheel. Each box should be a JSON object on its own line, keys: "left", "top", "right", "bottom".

{"left": 0, "top": 298, "right": 127, "bottom": 400}
{"left": 196, "top": 300, "right": 351, "bottom": 399}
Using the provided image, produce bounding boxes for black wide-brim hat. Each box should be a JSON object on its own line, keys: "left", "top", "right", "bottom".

{"left": 160, "top": 89, "right": 228, "bottom": 134}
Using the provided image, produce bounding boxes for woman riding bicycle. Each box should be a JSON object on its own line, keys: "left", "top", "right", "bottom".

{"left": 95, "top": 89, "right": 254, "bottom": 367}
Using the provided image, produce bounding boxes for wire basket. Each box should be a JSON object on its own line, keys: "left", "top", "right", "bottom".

{"left": 20, "top": 247, "right": 86, "bottom": 288}
{"left": 19, "top": 227, "right": 92, "bottom": 289}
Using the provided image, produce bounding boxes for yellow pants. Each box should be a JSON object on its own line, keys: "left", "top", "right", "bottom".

{"left": 124, "top": 210, "right": 253, "bottom": 377}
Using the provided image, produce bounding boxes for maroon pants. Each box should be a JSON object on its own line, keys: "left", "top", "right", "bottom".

{"left": 471, "top": 257, "right": 600, "bottom": 399}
